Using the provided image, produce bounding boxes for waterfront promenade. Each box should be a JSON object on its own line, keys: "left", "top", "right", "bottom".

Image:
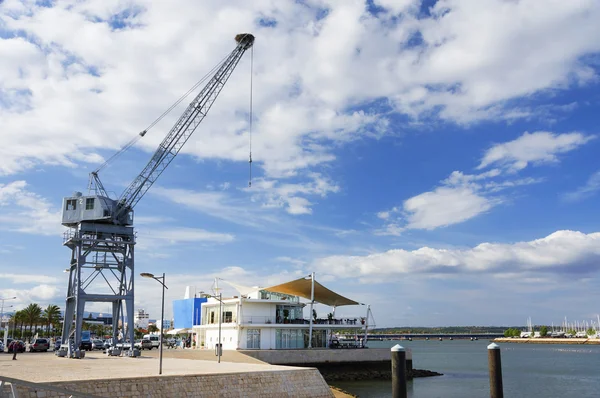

{"left": 0, "top": 350, "right": 337, "bottom": 397}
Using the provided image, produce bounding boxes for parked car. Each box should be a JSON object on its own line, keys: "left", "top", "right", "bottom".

{"left": 79, "top": 340, "right": 93, "bottom": 351}
{"left": 143, "top": 334, "right": 161, "bottom": 349}
{"left": 30, "top": 338, "right": 50, "bottom": 352}
{"left": 0, "top": 340, "right": 3, "bottom": 352}
{"left": 9, "top": 340, "right": 26, "bottom": 353}
{"left": 54, "top": 338, "right": 62, "bottom": 351}
{"left": 136, "top": 339, "right": 153, "bottom": 350}
{"left": 92, "top": 339, "right": 104, "bottom": 350}
{"left": 116, "top": 340, "right": 132, "bottom": 349}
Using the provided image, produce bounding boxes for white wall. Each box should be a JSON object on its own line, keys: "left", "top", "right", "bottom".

{"left": 241, "top": 301, "right": 274, "bottom": 321}
{"left": 205, "top": 327, "right": 238, "bottom": 350}
{"left": 240, "top": 327, "right": 275, "bottom": 350}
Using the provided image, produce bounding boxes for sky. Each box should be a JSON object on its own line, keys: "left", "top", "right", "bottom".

{"left": 1, "top": 0, "right": 599, "bottom": 328}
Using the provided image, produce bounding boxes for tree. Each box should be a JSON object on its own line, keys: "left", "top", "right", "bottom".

{"left": 23, "top": 303, "right": 42, "bottom": 340}
{"left": 503, "top": 328, "right": 521, "bottom": 337}
{"left": 148, "top": 324, "right": 159, "bottom": 334}
{"left": 540, "top": 325, "right": 548, "bottom": 337}
{"left": 135, "top": 328, "right": 144, "bottom": 339}
{"left": 42, "top": 304, "right": 61, "bottom": 338}
{"left": 586, "top": 327, "right": 595, "bottom": 337}
{"left": 13, "top": 310, "right": 26, "bottom": 339}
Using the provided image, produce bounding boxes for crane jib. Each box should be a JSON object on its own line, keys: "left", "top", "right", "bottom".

{"left": 109, "top": 34, "right": 254, "bottom": 224}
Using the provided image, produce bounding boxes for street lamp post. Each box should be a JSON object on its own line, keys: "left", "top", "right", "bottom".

{"left": 1, "top": 297, "right": 17, "bottom": 353}
{"left": 200, "top": 293, "right": 223, "bottom": 363}
{"left": 140, "top": 273, "right": 168, "bottom": 375}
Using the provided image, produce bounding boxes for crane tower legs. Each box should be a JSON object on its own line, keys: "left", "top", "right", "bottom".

{"left": 58, "top": 222, "right": 137, "bottom": 358}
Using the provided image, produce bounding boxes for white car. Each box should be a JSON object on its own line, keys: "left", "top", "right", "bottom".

{"left": 91, "top": 339, "right": 104, "bottom": 350}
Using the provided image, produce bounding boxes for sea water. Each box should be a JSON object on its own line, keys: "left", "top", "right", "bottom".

{"left": 333, "top": 339, "right": 600, "bottom": 397}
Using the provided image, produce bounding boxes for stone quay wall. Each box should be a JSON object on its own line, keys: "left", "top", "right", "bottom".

{"left": 3, "top": 369, "right": 333, "bottom": 398}
{"left": 239, "top": 348, "right": 411, "bottom": 365}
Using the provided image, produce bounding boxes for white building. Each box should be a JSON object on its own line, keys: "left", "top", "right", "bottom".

{"left": 157, "top": 319, "right": 172, "bottom": 330}
{"left": 193, "top": 277, "right": 367, "bottom": 350}
{"left": 133, "top": 309, "right": 149, "bottom": 329}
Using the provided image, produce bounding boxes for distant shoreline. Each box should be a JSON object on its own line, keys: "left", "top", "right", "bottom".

{"left": 494, "top": 337, "right": 600, "bottom": 345}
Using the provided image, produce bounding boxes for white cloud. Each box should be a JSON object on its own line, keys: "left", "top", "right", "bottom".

{"left": 137, "top": 226, "right": 234, "bottom": 249}
{"left": 403, "top": 185, "right": 498, "bottom": 230}
{"left": 315, "top": 230, "right": 600, "bottom": 278}
{"left": 0, "top": 273, "right": 59, "bottom": 285}
{"left": 249, "top": 172, "right": 339, "bottom": 215}
{"left": 376, "top": 211, "right": 391, "bottom": 220}
{"left": 0, "top": 180, "right": 64, "bottom": 236}
{"left": 152, "top": 186, "right": 281, "bottom": 228}
{"left": 378, "top": 130, "right": 591, "bottom": 232}
{"left": 1, "top": 0, "right": 599, "bottom": 181}
{"left": 478, "top": 131, "right": 595, "bottom": 171}
{"left": 0, "top": 283, "right": 64, "bottom": 311}
{"left": 285, "top": 197, "right": 313, "bottom": 215}
{"left": 562, "top": 170, "right": 600, "bottom": 202}
{"left": 374, "top": 0, "right": 419, "bottom": 15}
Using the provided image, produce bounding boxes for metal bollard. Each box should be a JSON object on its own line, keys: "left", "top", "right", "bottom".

{"left": 487, "top": 343, "right": 503, "bottom": 398}
{"left": 391, "top": 344, "right": 407, "bottom": 398}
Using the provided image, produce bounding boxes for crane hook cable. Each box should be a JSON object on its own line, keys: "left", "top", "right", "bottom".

{"left": 248, "top": 44, "right": 254, "bottom": 188}
{"left": 93, "top": 52, "right": 231, "bottom": 174}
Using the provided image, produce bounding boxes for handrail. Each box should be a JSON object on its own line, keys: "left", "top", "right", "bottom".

{"left": 239, "top": 316, "right": 363, "bottom": 325}
{"left": 0, "top": 375, "right": 105, "bottom": 398}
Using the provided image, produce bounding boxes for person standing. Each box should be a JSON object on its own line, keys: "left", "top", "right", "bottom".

{"left": 8, "top": 340, "right": 17, "bottom": 360}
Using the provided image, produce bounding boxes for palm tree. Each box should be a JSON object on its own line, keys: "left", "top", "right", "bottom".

{"left": 23, "top": 303, "right": 42, "bottom": 340}
{"left": 14, "top": 310, "right": 26, "bottom": 338}
{"left": 42, "top": 304, "right": 61, "bottom": 338}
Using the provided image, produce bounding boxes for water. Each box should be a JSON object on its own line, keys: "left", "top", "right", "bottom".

{"left": 333, "top": 340, "right": 600, "bottom": 397}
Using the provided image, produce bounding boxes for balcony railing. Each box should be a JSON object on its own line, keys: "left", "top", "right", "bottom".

{"left": 241, "top": 316, "right": 363, "bottom": 326}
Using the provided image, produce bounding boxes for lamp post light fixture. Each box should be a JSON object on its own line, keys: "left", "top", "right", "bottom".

{"left": 1, "top": 296, "right": 17, "bottom": 353}
{"left": 200, "top": 293, "right": 223, "bottom": 363}
{"left": 140, "top": 272, "right": 168, "bottom": 375}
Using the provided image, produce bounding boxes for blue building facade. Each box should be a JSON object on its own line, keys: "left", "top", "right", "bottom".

{"left": 173, "top": 298, "right": 207, "bottom": 329}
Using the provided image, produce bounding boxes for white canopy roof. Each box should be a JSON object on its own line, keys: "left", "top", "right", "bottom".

{"left": 166, "top": 328, "right": 191, "bottom": 335}
{"left": 264, "top": 277, "right": 359, "bottom": 307}
{"left": 220, "top": 276, "right": 360, "bottom": 307}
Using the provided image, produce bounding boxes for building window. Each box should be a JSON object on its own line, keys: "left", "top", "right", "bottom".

{"left": 275, "top": 329, "right": 326, "bottom": 349}
{"left": 247, "top": 329, "right": 260, "bottom": 349}
{"left": 210, "top": 311, "right": 215, "bottom": 324}
{"left": 86, "top": 198, "right": 95, "bottom": 210}
{"left": 223, "top": 311, "right": 233, "bottom": 323}
{"left": 66, "top": 199, "right": 77, "bottom": 211}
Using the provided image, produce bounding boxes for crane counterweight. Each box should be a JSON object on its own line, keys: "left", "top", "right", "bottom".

{"left": 235, "top": 33, "right": 255, "bottom": 49}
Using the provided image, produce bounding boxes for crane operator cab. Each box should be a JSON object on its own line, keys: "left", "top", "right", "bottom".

{"left": 61, "top": 192, "right": 133, "bottom": 227}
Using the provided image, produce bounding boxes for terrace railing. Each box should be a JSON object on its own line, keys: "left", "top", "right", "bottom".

{"left": 240, "top": 316, "right": 363, "bottom": 326}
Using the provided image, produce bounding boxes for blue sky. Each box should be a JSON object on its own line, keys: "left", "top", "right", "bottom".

{"left": 1, "top": 0, "right": 600, "bottom": 328}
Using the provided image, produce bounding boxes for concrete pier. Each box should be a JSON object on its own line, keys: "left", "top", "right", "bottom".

{"left": 0, "top": 351, "right": 333, "bottom": 397}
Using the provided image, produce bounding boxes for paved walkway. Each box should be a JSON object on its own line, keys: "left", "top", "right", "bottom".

{"left": 149, "top": 347, "right": 267, "bottom": 363}
{"left": 0, "top": 351, "right": 294, "bottom": 383}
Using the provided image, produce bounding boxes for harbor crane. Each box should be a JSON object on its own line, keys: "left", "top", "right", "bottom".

{"left": 58, "top": 33, "right": 255, "bottom": 358}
